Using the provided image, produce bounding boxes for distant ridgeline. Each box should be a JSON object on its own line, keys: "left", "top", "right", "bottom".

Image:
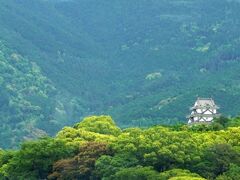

{"left": 0, "top": 115, "right": 240, "bottom": 179}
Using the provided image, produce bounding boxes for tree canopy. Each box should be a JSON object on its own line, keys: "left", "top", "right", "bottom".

{"left": 0, "top": 115, "right": 239, "bottom": 179}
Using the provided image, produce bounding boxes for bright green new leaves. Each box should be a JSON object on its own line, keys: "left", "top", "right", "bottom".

{"left": 74, "top": 116, "right": 121, "bottom": 136}
{"left": 112, "top": 166, "right": 160, "bottom": 180}
{"left": 56, "top": 116, "right": 120, "bottom": 147}
{"left": 106, "top": 124, "right": 240, "bottom": 179}
{"left": 159, "top": 169, "right": 206, "bottom": 180}
{"left": 106, "top": 167, "right": 205, "bottom": 180}
{"left": 0, "top": 115, "right": 240, "bottom": 179}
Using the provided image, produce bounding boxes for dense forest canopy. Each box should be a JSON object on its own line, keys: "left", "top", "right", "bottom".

{"left": 0, "top": 0, "right": 240, "bottom": 148}
{"left": 0, "top": 115, "right": 240, "bottom": 179}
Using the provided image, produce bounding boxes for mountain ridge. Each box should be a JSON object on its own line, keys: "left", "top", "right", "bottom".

{"left": 1, "top": 0, "right": 240, "bottom": 148}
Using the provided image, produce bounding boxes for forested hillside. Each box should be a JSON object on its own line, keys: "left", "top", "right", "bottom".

{"left": 0, "top": 115, "right": 240, "bottom": 179}
{"left": 0, "top": 41, "right": 61, "bottom": 148}
{"left": 1, "top": 0, "right": 240, "bottom": 148}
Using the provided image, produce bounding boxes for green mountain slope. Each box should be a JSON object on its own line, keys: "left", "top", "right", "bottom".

{"left": 54, "top": 0, "right": 240, "bottom": 126}
{"left": 0, "top": 41, "right": 57, "bottom": 148}
{"left": 0, "top": 0, "right": 240, "bottom": 148}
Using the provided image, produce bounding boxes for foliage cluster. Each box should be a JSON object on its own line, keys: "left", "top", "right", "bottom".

{"left": 0, "top": 115, "right": 239, "bottom": 179}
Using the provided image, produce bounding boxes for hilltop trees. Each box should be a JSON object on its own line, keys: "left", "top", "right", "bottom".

{"left": 0, "top": 115, "right": 240, "bottom": 179}
{"left": 73, "top": 116, "right": 121, "bottom": 136}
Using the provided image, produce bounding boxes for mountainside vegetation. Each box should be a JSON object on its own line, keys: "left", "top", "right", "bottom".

{"left": 0, "top": 41, "right": 59, "bottom": 148}
{"left": 0, "top": 115, "right": 240, "bottom": 179}
{"left": 1, "top": 0, "right": 240, "bottom": 148}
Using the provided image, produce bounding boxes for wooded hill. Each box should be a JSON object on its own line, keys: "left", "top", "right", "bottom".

{"left": 0, "top": 115, "right": 240, "bottom": 179}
